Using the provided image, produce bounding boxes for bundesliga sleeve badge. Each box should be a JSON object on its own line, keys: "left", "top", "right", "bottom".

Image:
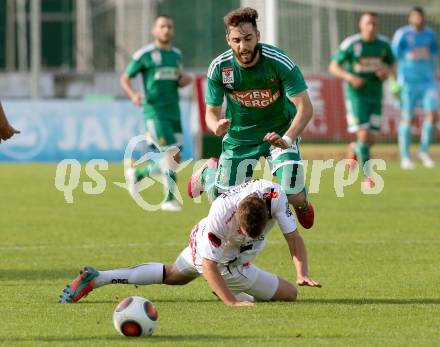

{"left": 222, "top": 67, "right": 234, "bottom": 85}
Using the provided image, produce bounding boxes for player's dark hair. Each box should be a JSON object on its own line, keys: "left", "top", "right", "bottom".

{"left": 361, "top": 11, "right": 378, "bottom": 18}
{"left": 236, "top": 195, "right": 268, "bottom": 239}
{"left": 154, "top": 15, "right": 173, "bottom": 23}
{"left": 411, "top": 6, "right": 425, "bottom": 17}
{"left": 223, "top": 7, "right": 258, "bottom": 33}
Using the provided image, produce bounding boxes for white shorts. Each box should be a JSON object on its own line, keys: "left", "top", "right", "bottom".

{"left": 174, "top": 246, "right": 279, "bottom": 301}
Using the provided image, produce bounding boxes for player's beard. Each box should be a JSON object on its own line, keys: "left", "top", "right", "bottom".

{"left": 235, "top": 45, "right": 259, "bottom": 65}
{"left": 157, "top": 35, "right": 172, "bottom": 45}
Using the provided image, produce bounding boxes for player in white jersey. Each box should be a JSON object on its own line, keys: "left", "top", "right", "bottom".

{"left": 60, "top": 180, "right": 320, "bottom": 307}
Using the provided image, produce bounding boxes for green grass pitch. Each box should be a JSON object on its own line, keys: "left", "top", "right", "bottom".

{"left": 1, "top": 144, "right": 439, "bottom": 346}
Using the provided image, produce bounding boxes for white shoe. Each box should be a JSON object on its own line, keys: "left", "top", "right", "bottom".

{"left": 418, "top": 152, "right": 435, "bottom": 168}
{"left": 125, "top": 167, "right": 138, "bottom": 198}
{"left": 401, "top": 158, "right": 416, "bottom": 170}
{"left": 160, "top": 200, "right": 182, "bottom": 212}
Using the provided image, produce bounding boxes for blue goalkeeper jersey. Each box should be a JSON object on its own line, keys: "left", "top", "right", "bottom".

{"left": 392, "top": 25, "right": 438, "bottom": 85}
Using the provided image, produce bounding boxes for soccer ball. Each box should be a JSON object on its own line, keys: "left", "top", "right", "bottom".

{"left": 113, "top": 296, "right": 158, "bottom": 337}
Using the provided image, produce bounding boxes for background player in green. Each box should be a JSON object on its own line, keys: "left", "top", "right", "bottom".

{"left": 187, "top": 8, "right": 315, "bottom": 229}
{"left": 121, "top": 15, "right": 192, "bottom": 212}
{"left": 329, "top": 12, "right": 395, "bottom": 188}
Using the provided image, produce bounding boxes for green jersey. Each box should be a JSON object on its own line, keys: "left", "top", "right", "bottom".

{"left": 125, "top": 43, "right": 183, "bottom": 120}
{"left": 332, "top": 34, "right": 395, "bottom": 100}
{"left": 205, "top": 43, "right": 307, "bottom": 145}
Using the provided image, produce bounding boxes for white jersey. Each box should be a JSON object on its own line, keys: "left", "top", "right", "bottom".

{"left": 189, "top": 179, "right": 297, "bottom": 272}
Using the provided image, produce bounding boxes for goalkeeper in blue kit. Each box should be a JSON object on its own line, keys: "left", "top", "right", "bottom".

{"left": 392, "top": 7, "right": 438, "bottom": 169}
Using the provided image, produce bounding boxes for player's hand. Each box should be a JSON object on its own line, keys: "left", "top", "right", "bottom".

{"left": 264, "top": 132, "right": 289, "bottom": 149}
{"left": 297, "top": 276, "right": 321, "bottom": 288}
{"left": 0, "top": 123, "right": 20, "bottom": 141}
{"left": 130, "top": 93, "right": 143, "bottom": 107}
{"left": 215, "top": 119, "right": 230, "bottom": 136}
{"left": 348, "top": 75, "right": 365, "bottom": 89}
{"left": 227, "top": 300, "right": 255, "bottom": 307}
{"left": 375, "top": 66, "right": 389, "bottom": 80}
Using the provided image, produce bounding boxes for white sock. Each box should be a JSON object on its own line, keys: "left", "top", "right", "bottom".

{"left": 93, "top": 263, "right": 165, "bottom": 289}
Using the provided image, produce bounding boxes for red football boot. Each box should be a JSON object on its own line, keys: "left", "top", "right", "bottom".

{"left": 362, "top": 176, "right": 375, "bottom": 190}
{"left": 294, "top": 201, "right": 315, "bottom": 229}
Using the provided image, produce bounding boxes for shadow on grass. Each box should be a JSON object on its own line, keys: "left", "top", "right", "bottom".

{"left": 79, "top": 299, "right": 218, "bottom": 304}
{"left": 0, "top": 334, "right": 258, "bottom": 343}
{"left": 300, "top": 298, "right": 440, "bottom": 305}
{"left": 81, "top": 298, "right": 440, "bottom": 305}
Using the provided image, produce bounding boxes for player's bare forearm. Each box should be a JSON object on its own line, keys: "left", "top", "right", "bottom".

{"left": 329, "top": 61, "right": 364, "bottom": 88}
{"left": 202, "top": 258, "right": 237, "bottom": 305}
{"left": 179, "top": 73, "right": 193, "bottom": 87}
{"left": 284, "top": 232, "right": 321, "bottom": 287}
{"left": 328, "top": 60, "right": 352, "bottom": 82}
{"left": 202, "top": 258, "right": 254, "bottom": 306}
{"left": 120, "top": 74, "right": 135, "bottom": 98}
{"left": 284, "top": 91, "right": 313, "bottom": 141}
{"left": 205, "top": 105, "right": 221, "bottom": 132}
{"left": 205, "top": 105, "right": 230, "bottom": 136}
{"left": 284, "top": 231, "right": 308, "bottom": 277}
{"left": 120, "top": 74, "right": 142, "bottom": 106}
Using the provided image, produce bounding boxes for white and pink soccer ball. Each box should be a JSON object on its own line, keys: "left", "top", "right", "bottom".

{"left": 113, "top": 296, "right": 158, "bottom": 337}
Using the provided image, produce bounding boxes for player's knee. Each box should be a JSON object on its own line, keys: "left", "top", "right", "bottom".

{"left": 163, "top": 264, "right": 196, "bottom": 285}
{"left": 272, "top": 279, "right": 297, "bottom": 301}
{"left": 283, "top": 284, "right": 297, "bottom": 301}
{"left": 163, "top": 265, "right": 181, "bottom": 284}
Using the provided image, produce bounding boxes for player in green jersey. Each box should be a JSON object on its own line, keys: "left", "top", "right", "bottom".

{"left": 329, "top": 12, "right": 395, "bottom": 188}
{"left": 121, "top": 15, "right": 192, "bottom": 212}
{"left": 187, "top": 8, "right": 315, "bottom": 229}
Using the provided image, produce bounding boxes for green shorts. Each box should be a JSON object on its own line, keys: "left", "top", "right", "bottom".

{"left": 345, "top": 97, "right": 382, "bottom": 134}
{"left": 215, "top": 137, "right": 305, "bottom": 195}
{"left": 144, "top": 118, "right": 182, "bottom": 149}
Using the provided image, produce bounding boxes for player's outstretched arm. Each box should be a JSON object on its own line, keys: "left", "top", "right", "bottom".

{"left": 284, "top": 231, "right": 321, "bottom": 288}
{"left": 0, "top": 101, "right": 20, "bottom": 142}
{"left": 202, "top": 258, "right": 254, "bottom": 306}
{"left": 205, "top": 105, "right": 230, "bottom": 136}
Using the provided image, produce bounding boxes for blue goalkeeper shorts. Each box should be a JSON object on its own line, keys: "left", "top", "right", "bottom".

{"left": 401, "top": 82, "right": 439, "bottom": 119}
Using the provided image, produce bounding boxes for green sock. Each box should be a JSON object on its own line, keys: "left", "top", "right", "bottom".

{"left": 355, "top": 141, "right": 370, "bottom": 176}
{"left": 202, "top": 167, "right": 217, "bottom": 192}
{"left": 207, "top": 185, "right": 220, "bottom": 203}
{"left": 164, "top": 170, "right": 177, "bottom": 202}
{"left": 201, "top": 167, "right": 219, "bottom": 203}
{"left": 135, "top": 161, "right": 161, "bottom": 182}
